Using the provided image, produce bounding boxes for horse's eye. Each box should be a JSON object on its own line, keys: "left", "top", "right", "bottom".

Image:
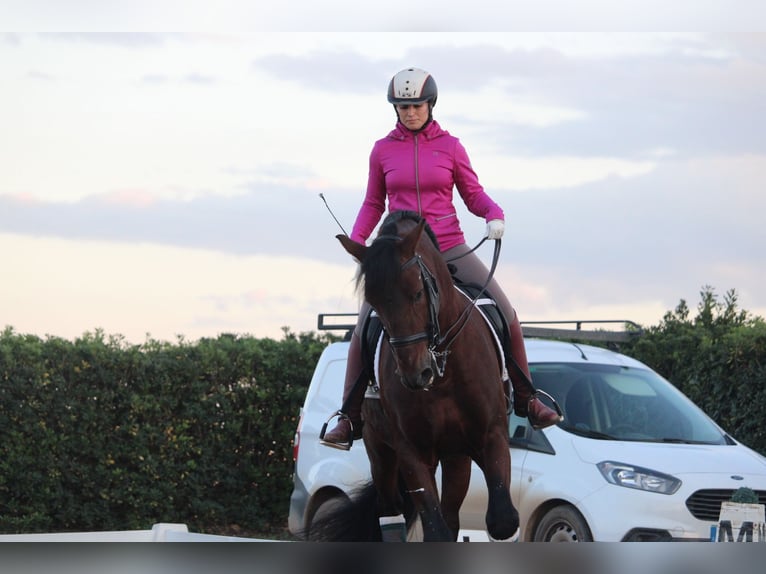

{"left": 414, "top": 289, "right": 424, "bottom": 303}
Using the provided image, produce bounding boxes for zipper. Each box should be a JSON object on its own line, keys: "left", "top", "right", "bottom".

{"left": 414, "top": 133, "right": 422, "bottom": 215}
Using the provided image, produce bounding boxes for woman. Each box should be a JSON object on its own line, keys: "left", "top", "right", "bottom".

{"left": 321, "top": 67, "right": 561, "bottom": 449}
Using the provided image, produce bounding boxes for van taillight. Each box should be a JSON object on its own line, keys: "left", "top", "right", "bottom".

{"left": 292, "top": 411, "right": 304, "bottom": 462}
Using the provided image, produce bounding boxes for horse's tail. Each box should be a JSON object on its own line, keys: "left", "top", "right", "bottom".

{"left": 304, "top": 481, "right": 382, "bottom": 541}
{"left": 303, "top": 479, "right": 419, "bottom": 541}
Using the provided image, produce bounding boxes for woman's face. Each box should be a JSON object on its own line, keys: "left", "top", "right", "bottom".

{"left": 396, "top": 102, "right": 430, "bottom": 131}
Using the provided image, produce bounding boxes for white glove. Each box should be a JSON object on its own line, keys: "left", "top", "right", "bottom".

{"left": 486, "top": 219, "right": 505, "bottom": 240}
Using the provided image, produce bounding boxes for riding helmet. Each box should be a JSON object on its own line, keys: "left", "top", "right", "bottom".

{"left": 387, "top": 67, "right": 438, "bottom": 107}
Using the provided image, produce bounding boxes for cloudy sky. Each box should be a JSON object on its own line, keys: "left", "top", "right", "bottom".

{"left": 1, "top": 4, "right": 765, "bottom": 343}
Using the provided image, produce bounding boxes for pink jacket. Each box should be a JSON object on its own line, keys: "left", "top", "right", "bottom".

{"left": 350, "top": 120, "right": 504, "bottom": 252}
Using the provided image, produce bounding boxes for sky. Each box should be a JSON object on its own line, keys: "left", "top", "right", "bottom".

{"left": 1, "top": 3, "right": 765, "bottom": 344}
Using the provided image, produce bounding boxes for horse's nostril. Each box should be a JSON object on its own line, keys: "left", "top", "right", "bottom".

{"left": 421, "top": 369, "right": 434, "bottom": 387}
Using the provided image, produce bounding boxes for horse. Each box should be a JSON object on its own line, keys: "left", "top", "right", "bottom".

{"left": 311, "top": 210, "right": 519, "bottom": 542}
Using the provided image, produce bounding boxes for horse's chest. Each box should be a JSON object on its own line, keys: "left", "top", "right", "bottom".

{"left": 383, "top": 392, "right": 471, "bottom": 441}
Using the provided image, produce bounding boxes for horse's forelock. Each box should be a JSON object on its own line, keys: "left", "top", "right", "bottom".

{"left": 361, "top": 234, "right": 401, "bottom": 297}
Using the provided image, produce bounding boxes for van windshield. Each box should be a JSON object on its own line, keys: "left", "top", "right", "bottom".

{"left": 529, "top": 362, "right": 728, "bottom": 444}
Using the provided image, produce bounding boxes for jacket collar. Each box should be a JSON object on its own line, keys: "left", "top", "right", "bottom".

{"left": 389, "top": 119, "right": 444, "bottom": 141}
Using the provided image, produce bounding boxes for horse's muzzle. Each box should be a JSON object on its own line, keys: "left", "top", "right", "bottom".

{"left": 389, "top": 340, "right": 439, "bottom": 391}
{"left": 396, "top": 363, "right": 436, "bottom": 391}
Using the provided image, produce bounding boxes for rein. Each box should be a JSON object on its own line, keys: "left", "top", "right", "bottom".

{"left": 444, "top": 237, "right": 487, "bottom": 263}
{"left": 437, "top": 238, "right": 502, "bottom": 363}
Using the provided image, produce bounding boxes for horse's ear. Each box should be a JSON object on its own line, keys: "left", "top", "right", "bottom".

{"left": 400, "top": 219, "right": 426, "bottom": 257}
{"left": 337, "top": 234, "right": 367, "bottom": 262}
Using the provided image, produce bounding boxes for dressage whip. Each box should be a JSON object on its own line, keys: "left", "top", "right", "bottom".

{"left": 319, "top": 193, "right": 349, "bottom": 237}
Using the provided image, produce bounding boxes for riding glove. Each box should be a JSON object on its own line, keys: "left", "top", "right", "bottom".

{"left": 486, "top": 219, "right": 505, "bottom": 240}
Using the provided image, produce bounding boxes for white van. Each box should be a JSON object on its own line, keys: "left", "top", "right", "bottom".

{"left": 288, "top": 318, "right": 766, "bottom": 541}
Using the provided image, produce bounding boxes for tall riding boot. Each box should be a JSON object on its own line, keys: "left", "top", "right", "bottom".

{"left": 507, "top": 314, "right": 563, "bottom": 430}
{"left": 320, "top": 332, "right": 366, "bottom": 450}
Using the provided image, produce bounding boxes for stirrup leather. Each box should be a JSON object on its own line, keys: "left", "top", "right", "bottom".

{"left": 319, "top": 411, "right": 355, "bottom": 451}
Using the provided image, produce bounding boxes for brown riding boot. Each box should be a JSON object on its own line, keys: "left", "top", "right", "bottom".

{"left": 516, "top": 393, "right": 563, "bottom": 430}
{"left": 320, "top": 333, "right": 366, "bottom": 450}
{"left": 507, "top": 314, "right": 563, "bottom": 430}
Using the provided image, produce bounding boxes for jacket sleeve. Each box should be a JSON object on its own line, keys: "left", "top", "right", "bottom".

{"left": 453, "top": 139, "right": 505, "bottom": 222}
{"left": 350, "top": 143, "right": 387, "bottom": 244}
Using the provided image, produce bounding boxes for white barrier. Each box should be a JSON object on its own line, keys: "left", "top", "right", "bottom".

{"left": 0, "top": 523, "right": 273, "bottom": 542}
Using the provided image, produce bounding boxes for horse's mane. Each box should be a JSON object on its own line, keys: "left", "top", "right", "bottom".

{"left": 355, "top": 211, "right": 440, "bottom": 294}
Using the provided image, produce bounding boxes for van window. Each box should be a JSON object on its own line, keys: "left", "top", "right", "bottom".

{"left": 527, "top": 363, "right": 727, "bottom": 444}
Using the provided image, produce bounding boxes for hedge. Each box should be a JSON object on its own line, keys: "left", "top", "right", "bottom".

{"left": 0, "top": 327, "right": 335, "bottom": 534}
{"left": 0, "top": 286, "right": 764, "bottom": 535}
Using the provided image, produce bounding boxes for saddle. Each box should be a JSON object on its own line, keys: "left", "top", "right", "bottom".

{"left": 359, "top": 279, "right": 510, "bottom": 390}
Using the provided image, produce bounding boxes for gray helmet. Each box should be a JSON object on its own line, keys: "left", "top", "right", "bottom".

{"left": 387, "top": 67, "right": 438, "bottom": 107}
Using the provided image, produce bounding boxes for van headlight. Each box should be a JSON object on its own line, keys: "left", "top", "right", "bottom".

{"left": 597, "top": 461, "right": 681, "bottom": 495}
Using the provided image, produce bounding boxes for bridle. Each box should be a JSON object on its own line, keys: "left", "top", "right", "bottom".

{"left": 386, "top": 250, "right": 449, "bottom": 376}
{"left": 374, "top": 233, "right": 501, "bottom": 379}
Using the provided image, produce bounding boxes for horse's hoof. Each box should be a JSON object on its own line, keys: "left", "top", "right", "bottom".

{"left": 488, "top": 527, "right": 520, "bottom": 542}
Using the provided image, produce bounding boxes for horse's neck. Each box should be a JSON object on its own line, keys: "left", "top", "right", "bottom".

{"left": 435, "top": 270, "right": 465, "bottom": 325}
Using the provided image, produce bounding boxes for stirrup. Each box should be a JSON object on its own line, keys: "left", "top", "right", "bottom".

{"left": 319, "top": 411, "right": 354, "bottom": 451}
{"left": 527, "top": 390, "right": 564, "bottom": 429}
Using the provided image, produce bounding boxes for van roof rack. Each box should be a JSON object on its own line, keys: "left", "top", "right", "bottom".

{"left": 317, "top": 313, "right": 358, "bottom": 332}
{"left": 317, "top": 314, "right": 643, "bottom": 343}
{"left": 521, "top": 320, "right": 643, "bottom": 343}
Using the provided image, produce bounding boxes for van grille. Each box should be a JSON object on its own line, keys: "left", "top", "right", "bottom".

{"left": 686, "top": 489, "right": 766, "bottom": 521}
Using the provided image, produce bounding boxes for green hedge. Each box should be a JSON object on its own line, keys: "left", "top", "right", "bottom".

{"left": 0, "top": 286, "right": 764, "bottom": 535}
{"left": 0, "top": 327, "right": 335, "bottom": 534}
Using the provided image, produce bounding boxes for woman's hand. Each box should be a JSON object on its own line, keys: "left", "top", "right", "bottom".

{"left": 486, "top": 219, "right": 505, "bottom": 240}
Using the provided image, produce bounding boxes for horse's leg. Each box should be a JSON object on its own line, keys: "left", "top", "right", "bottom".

{"left": 439, "top": 455, "right": 471, "bottom": 541}
{"left": 371, "top": 451, "right": 408, "bottom": 541}
{"left": 476, "top": 428, "right": 519, "bottom": 541}
{"left": 397, "top": 453, "right": 454, "bottom": 541}
{"left": 362, "top": 401, "right": 408, "bottom": 541}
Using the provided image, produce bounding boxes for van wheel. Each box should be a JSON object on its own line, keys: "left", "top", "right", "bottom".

{"left": 533, "top": 505, "right": 592, "bottom": 542}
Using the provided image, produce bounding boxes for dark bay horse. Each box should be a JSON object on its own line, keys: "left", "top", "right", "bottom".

{"left": 314, "top": 210, "right": 519, "bottom": 542}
